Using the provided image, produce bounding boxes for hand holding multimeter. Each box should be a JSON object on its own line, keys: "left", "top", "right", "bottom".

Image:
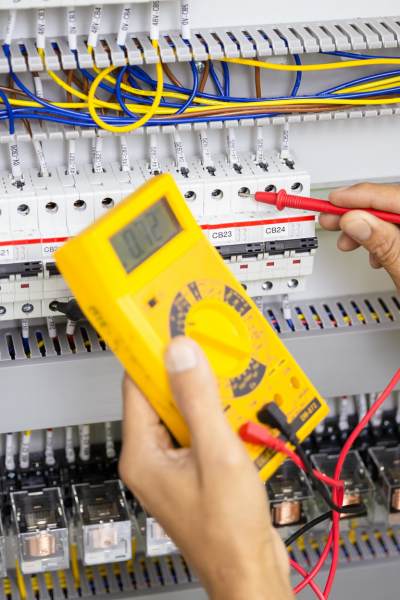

{"left": 55, "top": 174, "right": 328, "bottom": 482}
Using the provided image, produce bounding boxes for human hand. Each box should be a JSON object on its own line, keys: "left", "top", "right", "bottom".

{"left": 119, "top": 336, "right": 293, "bottom": 600}
{"left": 318, "top": 183, "right": 400, "bottom": 294}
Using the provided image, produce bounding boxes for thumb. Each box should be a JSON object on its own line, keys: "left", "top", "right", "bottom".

{"left": 164, "top": 336, "right": 244, "bottom": 467}
{"left": 339, "top": 210, "right": 400, "bottom": 292}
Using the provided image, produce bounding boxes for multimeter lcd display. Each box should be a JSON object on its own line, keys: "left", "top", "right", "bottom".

{"left": 110, "top": 197, "right": 182, "bottom": 273}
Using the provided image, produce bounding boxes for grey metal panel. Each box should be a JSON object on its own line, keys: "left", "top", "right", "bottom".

{"left": 195, "top": 30, "right": 224, "bottom": 60}
{"left": 44, "top": 38, "right": 61, "bottom": 71}
{"left": 78, "top": 562, "right": 93, "bottom": 597}
{"left": 0, "top": 41, "right": 9, "bottom": 74}
{"left": 188, "top": 34, "right": 208, "bottom": 62}
{"left": 157, "top": 556, "right": 175, "bottom": 586}
{"left": 290, "top": 25, "right": 320, "bottom": 53}
{"left": 105, "top": 563, "right": 120, "bottom": 594}
{"left": 351, "top": 20, "right": 381, "bottom": 49}
{"left": 75, "top": 36, "right": 94, "bottom": 69}
{"left": 171, "top": 554, "right": 190, "bottom": 585}
{"left": 212, "top": 28, "right": 240, "bottom": 59}
{"left": 136, "top": 35, "right": 158, "bottom": 64}
{"left": 50, "top": 570, "right": 67, "bottom": 600}
{"left": 8, "top": 572, "right": 22, "bottom": 600}
{"left": 24, "top": 39, "right": 44, "bottom": 72}
{"left": 318, "top": 22, "right": 351, "bottom": 51}
{"left": 244, "top": 26, "right": 272, "bottom": 57}
{"left": 361, "top": 19, "right": 397, "bottom": 48}
{"left": 36, "top": 573, "right": 51, "bottom": 600}
{"left": 21, "top": 577, "right": 34, "bottom": 600}
{"left": 93, "top": 39, "right": 111, "bottom": 69}
{"left": 119, "top": 562, "right": 133, "bottom": 591}
{"left": 9, "top": 40, "right": 27, "bottom": 73}
{"left": 133, "top": 556, "right": 148, "bottom": 589}
{"left": 167, "top": 32, "right": 192, "bottom": 62}
{"left": 157, "top": 35, "right": 176, "bottom": 63}
{"left": 104, "top": 35, "right": 127, "bottom": 67}
{"left": 271, "top": 24, "right": 303, "bottom": 53}
{"left": 228, "top": 27, "right": 255, "bottom": 58}
{"left": 305, "top": 24, "right": 335, "bottom": 52}
{"left": 56, "top": 37, "right": 78, "bottom": 70}
{"left": 125, "top": 36, "right": 143, "bottom": 66}
{"left": 91, "top": 565, "right": 106, "bottom": 594}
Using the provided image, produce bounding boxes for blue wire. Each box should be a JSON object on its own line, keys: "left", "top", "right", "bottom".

{"left": 209, "top": 61, "right": 225, "bottom": 96}
{"left": 320, "top": 68, "right": 400, "bottom": 95}
{"left": 322, "top": 50, "right": 400, "bottom": 60}
{"left": 222, "top": 61, "right": 230, "bottom": 96}
{"left": 174, "top": 60, "right": 198, "bottom": 115}
{"left": 0, "top": 89, "right": 15, "bottom": 135}
{"left": 116, "top": 65, "right": 139, "bottom": 119}
{"left": 291, "top": 54, "right": 302, "bottom": 96}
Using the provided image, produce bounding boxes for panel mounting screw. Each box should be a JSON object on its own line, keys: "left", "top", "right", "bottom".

{"left": 195, "top": 61, "right": 205, "bottom": 73}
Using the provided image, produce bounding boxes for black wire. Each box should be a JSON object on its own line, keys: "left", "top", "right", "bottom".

{"left": 284, "top": 511, "right": 332, "bottom": 547}
{"left": 293, "top": 441, "right": 367, "bottom": 516}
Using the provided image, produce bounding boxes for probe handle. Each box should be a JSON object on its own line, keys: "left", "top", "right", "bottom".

{"left": 254, "top": 189, "right": 400, "bottom": 225}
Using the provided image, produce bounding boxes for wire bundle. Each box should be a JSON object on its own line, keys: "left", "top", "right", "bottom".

{"left": 2, "top": 35, "right": 400, "bottom": 134}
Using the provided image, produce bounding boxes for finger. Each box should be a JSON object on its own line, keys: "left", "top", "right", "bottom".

{"left": 119, "top": 374, "right": 175, "bottom": 481}
{"left": 339, "top": 210, "right": 400, "bottom": 292}
{"left": 165, "top": 336, "right": 245, "bottom": 466}
{"left": 337, "top": 232, "right": 361, "bottom": 252}
{"left": 329, "top": 182, "right": 400, "bottom": 213}
{"left": 369, "top": 252, "right": 383, "bottom": 269}
{"left": 318, "top": 213, "right": 341, "bottom": 231}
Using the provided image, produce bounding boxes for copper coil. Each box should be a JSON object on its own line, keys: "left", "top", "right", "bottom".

{"left": 28, "top": 534, "right": 56, "bottom": 557}
{"left": 391, "top": 488, "right": 400, "bottom": 511}
{"left": 339, "top": 492, "right": 361, "bottom": 518}
{"left": 273, "top": 501, "right": 301, "bottom": 526}
{"left": 91, "top": 528, "right": 118, "bottom": 549}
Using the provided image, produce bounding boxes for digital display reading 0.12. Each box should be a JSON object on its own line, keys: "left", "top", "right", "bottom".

{"left": 110, "top": 197, "right": 182, "bottom": 274}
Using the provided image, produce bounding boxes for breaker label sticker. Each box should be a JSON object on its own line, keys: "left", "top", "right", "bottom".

{"left": 209, "top": 227, "right": 235, "bottom": 245}
{"left": 263, "top": 221, "right": 289, "bottom": 240}
{"left": 0, "top": 245, "right": 13, "bottom": 261}
{"left": 42, "top": 239, "right": 67, "bottom": 257}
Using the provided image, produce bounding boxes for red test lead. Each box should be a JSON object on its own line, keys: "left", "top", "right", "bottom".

{"left": 238, "top": 188, "right": 400, "bottom": 225}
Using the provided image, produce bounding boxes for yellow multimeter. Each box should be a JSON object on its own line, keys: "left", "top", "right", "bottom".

{"left": 55, "top": 174, "right": 328, "bottom": 482}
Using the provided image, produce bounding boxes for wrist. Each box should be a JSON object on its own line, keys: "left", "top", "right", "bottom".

{"left": 203, "top": 551, "right": 293, "bottom": 600}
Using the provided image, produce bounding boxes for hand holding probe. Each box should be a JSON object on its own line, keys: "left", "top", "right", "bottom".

{"left": 238, "top": 188, "right": 400, "bottom": 224}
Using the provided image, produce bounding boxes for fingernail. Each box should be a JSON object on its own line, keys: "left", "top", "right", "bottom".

{"left": 165, "top": 340, "right": 198, "bottom": 373}
{"left": 334, "top": 186, "right": 350, "bottom": 194}
{"left": 342, "top": 218, "right": 372, "bottom": 242}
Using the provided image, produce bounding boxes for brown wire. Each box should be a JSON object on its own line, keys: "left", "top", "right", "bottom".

{"left": 157, "top": 103, "right": 357, "bottom": 121}
{"left": 254, "top": 56, "right": 261, "bottom": 98}
{"left": 199, "top": 60, "right": 210, "bottom": 93}
{"left": 162, "top": 62, "right": 184, "bottom": 88}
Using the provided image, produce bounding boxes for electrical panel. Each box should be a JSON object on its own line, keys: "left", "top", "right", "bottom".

{"left": 0, "top": 1, "right": 399, "bottom": 599}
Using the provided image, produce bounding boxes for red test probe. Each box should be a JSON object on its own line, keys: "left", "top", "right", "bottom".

{"left": 238, "top": 189, "right": 400, "bottom": 224}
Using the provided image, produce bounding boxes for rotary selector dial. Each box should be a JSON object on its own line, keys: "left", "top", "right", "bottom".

{"left": 169, "top": 280, "right": 268, "bottom": 400}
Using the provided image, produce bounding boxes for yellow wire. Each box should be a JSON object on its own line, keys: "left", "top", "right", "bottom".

{"left": 220, "top": 56, "right": 400, "bottom": 71}
{"left": 87, "top": 40, "right": 164, "bottom": 132}
{"left": 70, "top": 544, "right": 80, "bottom": 589}
{"left": 15, "top": 560, "right": 26, "bottom": 600}
{"left": 89, "top": 46, "right": 221, "bottom": 106}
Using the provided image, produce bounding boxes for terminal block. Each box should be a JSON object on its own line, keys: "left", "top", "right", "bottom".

{"left": 266, "top": 460, "right": 314, "bottom": 533}
{"left": 72, "top": 479, "right": 132, "bottom": 565}
{"left": 312, "top": 451, "right": 376, "bottom": 530}
{"left": 10, "top": 488, "right": 69, "bottom": 574}
{"left": 369, "top": 445, "right": 400, "bottom": 524}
